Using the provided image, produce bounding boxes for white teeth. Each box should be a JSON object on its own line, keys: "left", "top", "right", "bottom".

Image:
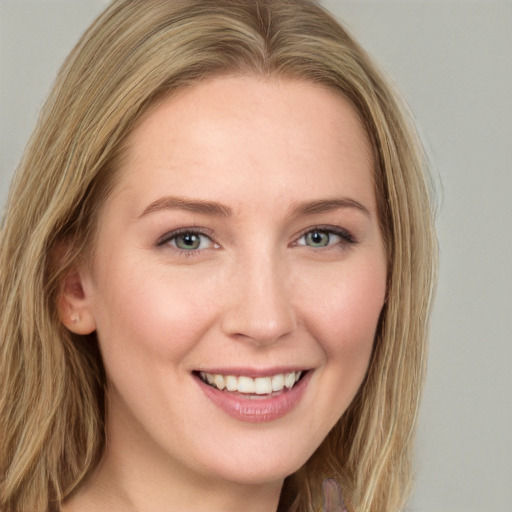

{"left": 213, "top": 374, "right": 226, "bottom": 390}
{"left": 237, "top": 376, "right": 255, "bottom": 393}
{"left": 225, "top": 375, "right": 238, "bottom": 391}
{"left": 199, "top": 371, "right": 303, "bottom": 395}
{"left": 254, "top": 377, "right": 272, "bottom": 395}
{"left": 271, "top": 373, "right": 284, "bottom": 392}
{"left": 284, "top": 372, "right": 296, "bottom": 389}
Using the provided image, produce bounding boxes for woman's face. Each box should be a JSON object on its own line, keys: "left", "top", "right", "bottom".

{"left": 74, "top": 76, "right": 387, "bottom": 487}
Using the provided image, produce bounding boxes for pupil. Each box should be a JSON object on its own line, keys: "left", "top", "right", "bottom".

{"left": 309, "top": 231, "right": 328, "bottom": 246}
{"left": 179, "top": 233, "right": 199, "bottom": 249}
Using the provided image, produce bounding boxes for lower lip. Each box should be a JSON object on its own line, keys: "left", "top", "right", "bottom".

{"left": 195, "top": 372, "right": 311, "bottom": 423}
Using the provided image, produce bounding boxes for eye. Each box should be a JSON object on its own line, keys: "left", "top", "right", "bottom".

{"left": 158, "top": 230, "right": 215, "bottom": 251}
{"left": 296, "top": 227, "right": 355, "bottom": 249}
{"left": 303, "top": 230, "right": 333, "bottom": 248}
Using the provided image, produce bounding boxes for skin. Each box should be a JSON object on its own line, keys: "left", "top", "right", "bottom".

{"left": 60, "top": 75, "right": 387, "bottom": 512}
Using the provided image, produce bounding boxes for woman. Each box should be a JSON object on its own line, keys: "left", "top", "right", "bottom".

{"left": 0, "top": 1, "right": 437, "bottom": 511}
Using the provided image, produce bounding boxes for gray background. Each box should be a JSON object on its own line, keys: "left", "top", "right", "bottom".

{"left": 1, "top": 1, "right": 511, "bottom": 511}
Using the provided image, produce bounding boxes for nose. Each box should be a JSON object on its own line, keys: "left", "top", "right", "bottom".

{"left": 220, "top": 251, "right": 297, "bottom": 346}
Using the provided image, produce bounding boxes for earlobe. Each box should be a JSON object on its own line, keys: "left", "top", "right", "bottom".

{"left": 57, "top": 269, "right": 96, "bottom": 335}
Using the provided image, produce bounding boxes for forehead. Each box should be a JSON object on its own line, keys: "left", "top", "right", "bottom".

{"left": 114, "top": 75, "right": 375, "bottom": 215}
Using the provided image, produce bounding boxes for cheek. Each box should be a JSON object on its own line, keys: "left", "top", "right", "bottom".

{"left": 91, "top": 266, "right": 219, "bottom": 365}
{"left": 291, "top": 259, "right": 386, "bottom": 439}
{"left": 301, "top": 260, "right": 386, "bottom": 361}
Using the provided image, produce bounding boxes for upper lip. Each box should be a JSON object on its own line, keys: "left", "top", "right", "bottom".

{"left": 193, "top": 366, "right": 310, "bottom": 378}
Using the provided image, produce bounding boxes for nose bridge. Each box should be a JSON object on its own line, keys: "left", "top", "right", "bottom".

{"left": 221, "top": 244, "right": 296, "bottom": 345}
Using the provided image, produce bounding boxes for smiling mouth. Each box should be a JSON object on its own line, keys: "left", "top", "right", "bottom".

{"left": 196, "top": 370, "right": 305, "bottom": 395}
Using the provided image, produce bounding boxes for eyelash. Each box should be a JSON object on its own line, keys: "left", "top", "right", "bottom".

{"left": 295, "top": 226, "right": 357, "bottom": 250}
{"left": 157, "top": 225, "right": 357, "bottom": 256}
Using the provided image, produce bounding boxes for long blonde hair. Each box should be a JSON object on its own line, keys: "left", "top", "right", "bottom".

{"left": 0, "top": 1, "right": 437, "bottom": 511}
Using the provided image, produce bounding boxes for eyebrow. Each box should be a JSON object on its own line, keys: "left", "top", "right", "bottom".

{"left": 140, "top": 196, "right": 232, "bottom": 218}
{"left": 290, "top": 198, "right": 371, "bottom": 217}
{"left": 139, "top": 195, "right": 370, "bottom": 219}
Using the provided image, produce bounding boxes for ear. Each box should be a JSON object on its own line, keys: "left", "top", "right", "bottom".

{"left": 57, "top": 269, "right": 97, "bottom": 335}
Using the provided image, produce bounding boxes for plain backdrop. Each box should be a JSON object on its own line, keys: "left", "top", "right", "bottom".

{"left": 1, "top": 1, "right": 511, "bottom": 511}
